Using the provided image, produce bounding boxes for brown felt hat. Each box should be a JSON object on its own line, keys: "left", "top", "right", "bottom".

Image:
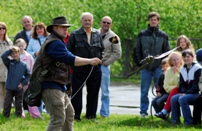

{"left": 46, "top": 16, "right": 72, "bottom": 33}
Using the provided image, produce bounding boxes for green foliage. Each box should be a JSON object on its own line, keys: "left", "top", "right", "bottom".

{"left": 1, "top": 0, "right": 202, "bottom": 76}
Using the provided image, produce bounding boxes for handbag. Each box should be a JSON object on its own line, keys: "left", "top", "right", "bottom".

{"left": 23, "top": 70, "right": 48, "bottom": 107}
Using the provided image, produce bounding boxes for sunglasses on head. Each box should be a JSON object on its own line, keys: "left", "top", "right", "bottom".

{"left": 0, "top": 27, "right": 6, "bottom": 30}
{"left": 102, "top": 21, "right": 111, "bottom": 25}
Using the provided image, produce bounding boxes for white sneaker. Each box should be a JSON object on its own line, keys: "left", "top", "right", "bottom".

{"left": 141, "top": 113, "right": 147, "bottom": 118}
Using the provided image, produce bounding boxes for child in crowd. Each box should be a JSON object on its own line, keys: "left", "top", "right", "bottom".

{"left": 1, "top": 46, "right": 30, "bottom": 118}
{"left": 176, "top": 35, "right": 195, "bottom": 53}
{"left": 152, "top": 58, "right": 169, "bottom": 113}
{"left": 15, "top": 38, "right": 41, "bottom": 118}
{"left": 171, "top": 49, "right": 201, "bottom": 125}
{"left": 155, "top": 51, "right": 183, "bottom": 119}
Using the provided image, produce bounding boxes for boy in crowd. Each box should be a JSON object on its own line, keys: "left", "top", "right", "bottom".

{"left": 1, "top": 46, "right": 30, "bottom": 118}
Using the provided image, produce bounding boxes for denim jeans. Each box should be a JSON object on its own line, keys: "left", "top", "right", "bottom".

{"left": 140, "top": 67, "right": 162, "bottom": 115}
{"left": 152, "top": 93, "right": 168, "bottom": 113}
{"left": 171, "top": 93, "right": 199, "bottom": 125}
{"left": 100, "top": 65, "right": 110, "bottom": 117}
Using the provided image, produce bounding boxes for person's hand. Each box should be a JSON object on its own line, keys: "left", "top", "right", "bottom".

{"left": 11, "top": 47, "right": 19, "bottom": 53}
{"left": 18, "top": 83, "right": 23, "bottom": 90}
{"left": 34, "top": 52, "right": 39, "bottom": 57}
{"left": 89, "top": 58, "right": 102, "bottom": 66}
{"left": 172, "top": 66, "right": 180, "bottom": 73}
{"left": 157, "top": 92, "right": 162, "bottom": 97}
{"left": 66, "top": 83, "right": 72, "bottom": 97}
{"left": 180, "top": 93, "right": 185, "bottom": 97}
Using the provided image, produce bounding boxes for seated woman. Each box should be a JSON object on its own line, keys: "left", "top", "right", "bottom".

{"left": 155, "top": 51, "right": 183, "bottom": 119}
{"left": 171, "top": 49, "right": 202, "bottom": 125}
{"left": 152, "top": 58, "right": 169, "bottom": 113}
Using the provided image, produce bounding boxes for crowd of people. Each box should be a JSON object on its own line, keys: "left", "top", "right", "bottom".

{"left": 0, "top": 11, "right": 202, "bottom": 131}
{"left": 0, "top": 12, "right": 122, "bottom": 131}
{"left": 134, "top": 12, "right": 202, "bottom": 126}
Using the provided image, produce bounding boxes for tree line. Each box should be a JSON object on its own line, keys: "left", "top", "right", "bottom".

{"left": 1, "top": 0, "right": 202, "bottom": 77}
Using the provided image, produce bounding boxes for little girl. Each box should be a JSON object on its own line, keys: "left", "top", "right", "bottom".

{"left": 176, "top": 35, "right": 195, "bottom": 53}
{"left": 15, "top": 38, "right": 41, "bottom": 118}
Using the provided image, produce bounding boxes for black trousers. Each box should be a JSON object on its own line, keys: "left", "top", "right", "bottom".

{"left": 193, "top": 95, "right": 202, "bottom": 125}
{"left": 71, "top": 71, "right": 101, "bottom": 120}
{"left": 3, "top": 89, "right": 23, "bottom": 118}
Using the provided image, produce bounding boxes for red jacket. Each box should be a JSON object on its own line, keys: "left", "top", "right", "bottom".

{"left": 64, "top": 34, "right": 73, "bottom": 74}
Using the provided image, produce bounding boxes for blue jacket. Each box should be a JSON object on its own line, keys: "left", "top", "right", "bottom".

{"left": 26, "top": 36, "right": 47, "bottom": 60}
{"left": 1, "top": 49, "right": 30, "bottom": 92}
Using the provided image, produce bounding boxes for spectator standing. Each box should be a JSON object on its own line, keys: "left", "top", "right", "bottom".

{"left": 0, "top": 22, "right": 13, "bottom": 113}
{"left": 98, "top": 16, "right": 122, "bottom": 118}
{"left": 32, "top": 16, "right": 102, "bottom": 131}
{"left": 134, "top": 12, "right": 170, "bottom": 118}
{"left": 27, "top": 22, "right": 48, "bottom": 60}
{"left": 67, "top": 12, "right": 104, "bottom": 121}
{"left": 15, "top": 38, "right": 41, "bottom": 118}
{"left": 26, "top": 22, "right": 49, "bottom": 113}
{"left": 171, "top": 49, "right": 201, "bottom": 126}
{"left": 1, "top": 46, "right": 30, "bottom": 118}
{"left": 14, "top": 15, "right": 33, "bottom": 46}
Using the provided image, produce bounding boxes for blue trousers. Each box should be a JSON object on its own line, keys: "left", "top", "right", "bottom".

{"left": 100, "top": 65, "right": 110, "bottom": 117}
{"left": 171, "top": 93, "right": 199, "bottom": 125}
{"left": 140, "top": 67, "right": 162, "bottom": 115}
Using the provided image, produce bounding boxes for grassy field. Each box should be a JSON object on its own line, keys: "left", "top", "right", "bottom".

{"left": 0, "top": 111, "right": 201, "bottom": 131}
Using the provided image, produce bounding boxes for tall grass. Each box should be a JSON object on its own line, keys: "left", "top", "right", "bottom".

{"left": 0, "top": 112, "right": 201, "bottom": 131}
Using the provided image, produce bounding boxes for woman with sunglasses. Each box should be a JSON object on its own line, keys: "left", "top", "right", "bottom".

{"left": 0, "top": 22, "right": 13, "bottom": 112}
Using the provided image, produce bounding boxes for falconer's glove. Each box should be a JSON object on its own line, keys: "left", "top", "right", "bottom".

{"left": 139, "top": 56, "right": 154, "bottom": 66}
{"left": 126, "top": 56, "right": 154, "bottom": 78}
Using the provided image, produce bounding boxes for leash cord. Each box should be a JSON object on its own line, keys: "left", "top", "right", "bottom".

{"left": 70, "top": 66, "right": 94, "bottom": 100}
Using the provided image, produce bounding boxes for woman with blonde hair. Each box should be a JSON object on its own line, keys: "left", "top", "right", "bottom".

{"left": 0, "top": 22, "right": 13, "bottom": 112}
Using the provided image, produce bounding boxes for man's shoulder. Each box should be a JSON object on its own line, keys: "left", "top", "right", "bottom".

{"left": 15, "top": 29, "right": 25, "bottom": 35}
{"left": 108, "top": 29, "right": 117, "bottom": 36}
{"left": 71, "top": 27, "right": 83, "bottom": 34}
{"left": 158, "top": 29, "right": 168, "bottom": 36}
{"left": 137, "top": 28, "right": 149, "bottom": 37}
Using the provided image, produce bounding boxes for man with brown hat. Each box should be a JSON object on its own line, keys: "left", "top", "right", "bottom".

{"left": 31, "top": 16, "right": 102, "bottom": 131}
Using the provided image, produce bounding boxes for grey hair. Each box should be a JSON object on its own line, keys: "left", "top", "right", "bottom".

{"left": 80, "top": 12, "right": 93, "bottom": 20}
{"left": 22, "top": 15, "right": 33, "bottom": 23}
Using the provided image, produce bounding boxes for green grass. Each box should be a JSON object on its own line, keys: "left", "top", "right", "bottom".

{"left": 0, "top": 112, "right": 201, "bottom": 131}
